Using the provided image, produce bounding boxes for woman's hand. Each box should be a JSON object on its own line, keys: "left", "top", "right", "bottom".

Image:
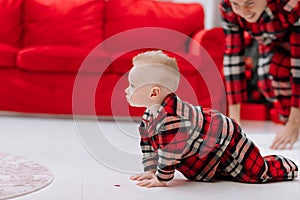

{"left": 271, "top": 107, "right": 300, "bottom": 149}
{"left": 130, "top": 172, "right": 167, "bottom": 188}
{"left": 270, "top": 121, "right": 299, "bottom": 150}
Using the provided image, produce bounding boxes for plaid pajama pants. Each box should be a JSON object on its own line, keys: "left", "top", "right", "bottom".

{"left": 217, "top": 124, "right": 298, "bottom": 183}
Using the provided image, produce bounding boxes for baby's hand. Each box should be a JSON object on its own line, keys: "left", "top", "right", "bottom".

{"left": 130, "top": 172, "right": 167, "bottom": 188}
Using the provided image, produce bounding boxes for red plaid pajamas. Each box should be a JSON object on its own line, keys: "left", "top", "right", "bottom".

{"left": 220, "top": 0, "right": 300, "bottom": 120}
{"left": 138, "top": 93, "right": 298, "bottom": 182}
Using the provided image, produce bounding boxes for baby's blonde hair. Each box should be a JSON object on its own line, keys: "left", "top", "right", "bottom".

{"left": 132, "top": 50, "right": 179, "bottom": 72}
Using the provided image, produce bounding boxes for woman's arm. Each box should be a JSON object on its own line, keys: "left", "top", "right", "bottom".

{"left": 219, "top": 0, "right": 247, "bottom": 120}
{"left": 284, "top": 0, "right": 299, "bottom": 12}
{"left": 271, "top": 14, "right": 300, "bottom": 149}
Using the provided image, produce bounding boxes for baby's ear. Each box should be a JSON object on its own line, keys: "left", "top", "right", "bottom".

{"left": 150, "top": 86, "right": 161, "bottom": 98}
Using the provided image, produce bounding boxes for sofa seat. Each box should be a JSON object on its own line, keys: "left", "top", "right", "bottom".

{"left": 18, "top": 46, "right": 112, "bottom": 73}
{"left": 0, "top": 44, "right": 18, "bottom": 68}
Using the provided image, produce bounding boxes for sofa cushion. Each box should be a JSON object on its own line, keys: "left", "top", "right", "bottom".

{"left": 0, "top": 43, "right": 18, "bottom": 68}
{"left": 109, "top": 50, "right": 152, "bottom": 74}
{"left": 17, "top": 46, "right": 112, "bottom": 73}
{"left": 23, "top": 0, "right": 105, "bottom": 48}
{"left": 105, "top": 0, "right": 204, "bottom": 51}
{"left": 0, "top": 0, "right": 23, "bottom": 47}
{"left": 189, "top": 28, "right": 225, "bottom": 73}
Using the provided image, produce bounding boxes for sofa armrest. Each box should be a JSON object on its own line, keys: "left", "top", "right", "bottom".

{"left": 188, "top": 27, "right": 225, "bottom": 75}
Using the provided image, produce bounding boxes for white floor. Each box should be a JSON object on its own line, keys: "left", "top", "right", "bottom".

{"left": 0, "top": 115, "right": 299, "bottom": 200}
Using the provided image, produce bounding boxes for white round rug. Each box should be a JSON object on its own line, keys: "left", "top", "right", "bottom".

{"left": 0, "top": 152, "right": 54, "bottom": 200}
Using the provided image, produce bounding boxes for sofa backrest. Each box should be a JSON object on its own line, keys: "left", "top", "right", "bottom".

{"left": 0, "top": 0, "right": 23, "bottom": 47}
{"left": 2, "top": 0, "right": 206, "bottom": 73}
{"left": 22, "top": 0, "right": 105, "bottom": 48}
{"left": 105, "top": 0, "right": 205, "bottom": 51}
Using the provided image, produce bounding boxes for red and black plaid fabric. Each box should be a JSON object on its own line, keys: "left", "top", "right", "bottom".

{"left": 219, "top": 0, "right": 300, "bottom": 119}
{"left": 219, "top": 124, "right": 298, "bottom": 182}
{"left": 138, "top": 93, "right": 298, "bottom": 182}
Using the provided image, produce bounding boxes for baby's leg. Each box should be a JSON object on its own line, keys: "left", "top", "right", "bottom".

{"left": 263, "top": 155, "right": 298, "bottom": 181}
{"left": 218, "top": 131, "right": 269, "bottom": 183}
{"left": 218, "top": 125, "right": 298, "bottom": 183}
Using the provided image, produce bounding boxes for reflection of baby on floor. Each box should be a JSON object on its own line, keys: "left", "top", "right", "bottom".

{"left": 125, "top": 50, "right": 298, "bottom": 188}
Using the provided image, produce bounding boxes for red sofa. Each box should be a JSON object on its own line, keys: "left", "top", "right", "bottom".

{"left": 0, "top": 0, "right": 225, "bottom": 117}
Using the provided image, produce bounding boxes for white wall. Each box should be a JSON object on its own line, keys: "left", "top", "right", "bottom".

{"left": 169, "top": 0, "right": 222, "bottom": 29}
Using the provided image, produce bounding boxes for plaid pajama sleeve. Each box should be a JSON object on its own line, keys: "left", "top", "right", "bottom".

{"left": 139, "top": 113, "right": 191, "bottom": 180}
{"left": 219, "top": 1, "right": 247, "bottom": 104}
{"left": 139, "top": 122, "right": 159, "bottom": 172}
{"left": 155, "top": 115, "right": 191, "bottom": 182}
{"left": 290, "top": 19, "right": 300, "bottom": 108}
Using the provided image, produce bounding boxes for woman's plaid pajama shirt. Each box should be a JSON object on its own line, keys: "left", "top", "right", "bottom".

{"left": 220, "top": 0, "right": 300, "bottom": 120}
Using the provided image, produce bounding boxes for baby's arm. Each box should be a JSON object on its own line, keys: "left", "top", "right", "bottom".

{"left": 130, "top": 171, "right": 167, "bottom": 188}
{"left": 131, "top": 116, "right": 190, "bottom": 187}
{"left": 131, "top": 126, "right": 162, "bottom": 187}
{"left": 130, "top": 144, "right": 166, "bottom": 188}
{"left": 155, "top": 116, "right": 190, "bottom": 182}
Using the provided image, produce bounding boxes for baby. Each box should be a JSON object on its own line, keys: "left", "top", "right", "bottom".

{"left": 125, "top": 50, "right": 298, "bottom": 188}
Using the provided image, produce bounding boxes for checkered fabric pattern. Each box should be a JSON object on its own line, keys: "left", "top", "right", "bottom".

{"left": 219, "top": 0, "right": 300, "bottom": 119}
{"left": 138, "top": 93, "right": 298, "bottom": 182}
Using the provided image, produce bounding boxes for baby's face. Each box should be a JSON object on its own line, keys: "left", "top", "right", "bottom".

{"left": 125, "top": 63, "right": 179, "bottom": 108}
{"left": 125, "top": 74, "right": 153, "bottom": 107}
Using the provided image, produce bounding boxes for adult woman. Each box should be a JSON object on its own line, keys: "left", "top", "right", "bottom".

{"left": 219, "top": 0, "right": 300, "bottom": 149}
